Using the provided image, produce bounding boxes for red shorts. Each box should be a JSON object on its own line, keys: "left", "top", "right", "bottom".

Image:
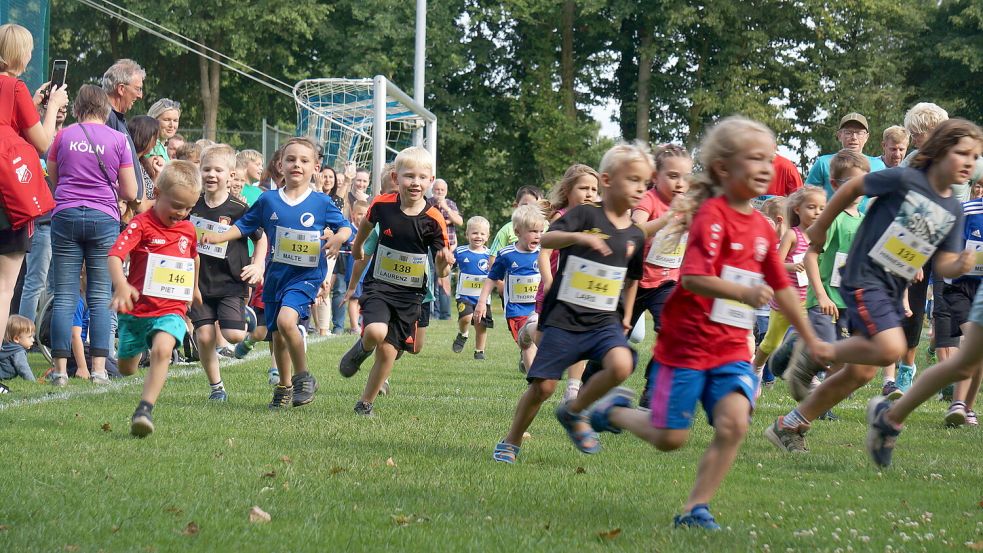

{"left": 507, "top": 316, "right": 530, "bottom": 343}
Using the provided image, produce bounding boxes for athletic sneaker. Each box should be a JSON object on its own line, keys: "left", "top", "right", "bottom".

{"left": 673, "top": 504, "right": 721, "bottom": 530}
{"left": 966, "top": 410, "right": 978, "bottom": 426}
{"left": 493, "top": 441, "right": 520, "bottom": 464}
{"left": 49, "top": 373, "right": 68, "bottom": 387}
{"left": 452, "top": 333, "right": 468, "bottom": 353}
{"left": 268, "top": 385, "right": 293, "bottom": 409}
{"left": 379, "top": 379, "right": 390, "bottom": 396}
{"left": 784, "top": 339, "right": 823, "bottom": 402}
{"left": 208, "top": 388, "right": 228, "bottom": 401}
{"left": 267, "top": 367, "right": 280, "bottom": 386}
{"left": 518, "top": 357, "right": 527, "bottom": 375}
{"left": 818, "top": 410, "right": 839, "bottom": 421}
{"left": 896, "top": 364, "right": 916, "bottom": 391}
{"left": 339, "top": 338, "right": 372, "bottom": 378}
{"left": 130, "top": 408, "right": 154, "bottom": 437}
{"left": 474, "top": 350, "right": 485, "bottom": 360}
{"left": 945, "top": 401, "right": 967, "bottom": 427}
{"left": 354, "top": 400, "right": 374, "bottom": 416}
{"left": 244, "top": 306, "right": 257, "bottom": 333}
{"left": 882, "top": 381, "right": 903, "bottom": 400}
{"left": 90, "top": 372, "right": 111, "bottom": 386}
{"left": 764, "top": 417, "right": 810, "bottom": 453}
{"left": 0, "top": 382, "right": 8, "bottom": 394}
{"left": 234, "top": 340, "right": 254, "bottom": 359}
{"left": 216, "top": 346, "right": 236, "bottom": 358}
{"left": 588, "top": 386, "right": 636, "bottom": 434}
{"left": 866, "top": 396, "right": 901, "bottom": 467}
{"left": 291, "top": 372, "right": 318, "bottom": 406}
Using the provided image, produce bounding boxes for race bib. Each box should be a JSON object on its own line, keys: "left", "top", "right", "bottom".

{"left": 709, "top": 265, "right": 763, "bottom": 329}
{"left": 142, "top": 253, "right": 194, "bottom": 301}
{"left": 190, "top": 215, "right": 230, "bottom": 259}
{"left": 556, "top": 255, "right": 625, "bottom": 312}
{"left": 829, "top": 251, "right": 848, "bottom": 288}
{"left": 966, "top": 240, "right": 983, "bottom": 276}
{"left": 456, "top": 272, "right": 486, "bottom": 299}
{"left": 507, "top": 274, "right": 541, "bottom": 304}
{"left": 791, "top": 252, "right": 807, "bottom": 287}
{"left": 273, "top": 226, "right": 321, "bottom": 267}
{"left": 868, "top": 222, "right": 935, "bottom": 281}
{"left": 374, "top": 244, "right": 427, "bottom": 287}
{"left": 646, "top": 230, "right": 687, "bottom": 269}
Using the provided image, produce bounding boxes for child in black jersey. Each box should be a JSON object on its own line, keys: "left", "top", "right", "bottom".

{"left": 339, "top": 147, "right": 452, "bottom": 416}
{"left": 188, "top": 145, "right": 266, "bottom": 401}
{"left": 494, "top": 143, "right": 651, "bottom": 463}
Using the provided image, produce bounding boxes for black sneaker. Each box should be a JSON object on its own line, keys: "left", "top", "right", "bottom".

{"left": 474, "top": 350, "right": 485, "bottom": 360}
{"left": 452, "top": 333, "right": 468, "bottom": 353}
{"left": 269, "top": 385, "right": 293, "bottom": 409}
{"left": 354, "top": 400, "right": 374, "bottom": 416}
{"left": 291, "top": 373, "right": 318, "bottom": 406}
{"left": 339, "top": 339, "right": 373, "bottom": 378}
{"left": 130, "top": 408, "right": 155, "bottom": 437}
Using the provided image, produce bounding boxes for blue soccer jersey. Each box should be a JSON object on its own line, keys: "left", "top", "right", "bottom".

{"left": 488, "top": 244, "right": 540, "bottom": 318}
{"left": 957, "top": 198, "right": 983, "bottom": 283}
{"left": 454, "top": 245, "right": 491, "bottom": 305}
{"left": 236, "top": 188, "right": 348, "bottom": 303}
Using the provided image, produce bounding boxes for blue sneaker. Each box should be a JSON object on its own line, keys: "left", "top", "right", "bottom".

{"left": 896, "top": 364, "right": 916, "bottom": 392}
{"left": 865, "top": 396, "right": 901, "bottom": 467}
{"left": 555, "top": 401, "right": 601, "bottom": 454}
{"left": 588, "top": 386, "right": 636, "bottom": 434}
{"left": 244, "top": 306, "right": 257, "bottom": 333}
{"left": 234, "top": 339, "right": 254, "bottom": 359}
{"left": 208, "top": 388, "right": 228, "bottom": 401}
{"left": 673, "top": 504, "right": 721, "bottom": 530}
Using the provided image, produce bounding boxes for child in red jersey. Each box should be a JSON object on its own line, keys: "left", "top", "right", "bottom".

{"left": 109, "top": 161, "right": 202, "bottom": 437}
{"left": 586, "top": 117, "right": 825, "bottom": 529}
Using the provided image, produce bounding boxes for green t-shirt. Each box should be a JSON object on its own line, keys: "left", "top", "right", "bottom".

{"left": 805, "top": 210, "right": 864, "bottom": 309}
{"left": 147, "top": 139, "right": 170, "bottom": 162}
{"left": 241, "top": 185, "right": 264, "bottom": 256}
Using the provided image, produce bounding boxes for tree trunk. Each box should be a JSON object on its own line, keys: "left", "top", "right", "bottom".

{"left": 635, "top": 25, "right": 653, "bottom": 143}
{"left": 198, "top": 44, "right": 221, "bottom": 141}
{"left": 559, "top": 0, "right": 576, "bottom": 120}
{"left": 615, "top": 14, "right": 639, "bottom": 140}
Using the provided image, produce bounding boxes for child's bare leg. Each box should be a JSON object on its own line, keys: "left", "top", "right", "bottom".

{"left": 569, "top": 347, "right": 633, "bottom": 411}
{"left": 415, "top": 327, "right": 427, "bottom": 352}
{"left": 568, "top": 360, "right": 586, "bottom": 383}
{"left": 348, "top": 301, "right": 360, "bottom": 331}
{"left": 962, "top": 365, "right": 983, "bottom": 411}
{"left": 503, "top": 378, "right": 558, "bottom": 446}
{"left": 362, "top": 321, "right": 388, "bottom": 350}
{"left": 457, "top": 314, "right": 470, "bottom": 335}
{"left": 195, "top": 324, "right": 220, "bottom": 385}
{"left": 271, "top": 332, "right": 292, "bottom": 386}
{"left": 521, "top": 342, "right": 537, "bottom": 371}
{"left": 118, "top": 356, "right": 140, "bottom": 376}
{"left": 275, "top": 307, "right": 307, "bottom": 376}
{"left": 361, "top": 341, "right": 398, "bottom": 403}
{"left": 684, "top": 392, "right": 750, "bottom": 512}
{"left": 609, "top": 407, "right": 689, "bottom": 451}
{"left": 475, "top": 323, "right": 488, "bottom": 351}
{"left": 141, "top": 332, "right": 177, "bottom": 404}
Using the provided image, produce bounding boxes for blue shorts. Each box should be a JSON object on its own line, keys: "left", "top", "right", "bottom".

{"left": 117, "top": 313, "right": 187, "bottom": 360}
{"left": 648, "top": 360, "right": 758, "bottom": 430}
{"left": 841, "top": 287, "right": 905, "bottom": 338}
{"left": 527, "top": 323, "right": 636, "bottom": 382}
{"left": 265, "top": 286, "right": 314, "bottom": 334}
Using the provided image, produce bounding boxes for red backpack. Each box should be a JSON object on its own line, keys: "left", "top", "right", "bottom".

{"left": 0, "top": 77, "right": 54, "bottom": 230}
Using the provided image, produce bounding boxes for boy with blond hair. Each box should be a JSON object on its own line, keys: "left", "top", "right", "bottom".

{"left": 452, "top": 216, "right": 494, "bottom": 359}
{"left": 0, "top": 315, "right": 37, "bottom": 381}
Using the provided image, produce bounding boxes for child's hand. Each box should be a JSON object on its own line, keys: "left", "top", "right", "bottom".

{"left": 956, "top": 248, "right": 976, "bottom": 276}
{"left": 317, "top": 281, "right": 331, "bottom": 304}
{"left": 437, "top": 247, "right": 455, "bottom": 268}
{"left": 913, "top": 268, "right": 923, "bottom": 283}
{"left": 471, "top": 306, "right": 487, "bottom": 325}
{"left": 578, "top": 233, "right": 612, "bottom": 256}
{"left": 200, "top": 231, "right": 220, "bottom": 245}
{"left": 809, "top": 340, "right": 835, "bottom": 365}
{"left": 322, "top": 232, "right": 345, "bottom": 259}
{"left": 818, "top": 295, "right": 840, "bottom": 320}
{"left": 741, "top": 284, "right": 774, "bottom": 308}
{"left": 240, "top": 263, "right": 264, "bottom": 285}
{"left": 805, "top": 223, "right": 826, "bottom": 249}
{"left": 342, "top": 287, "right": 356, "bottom": 303}
{"left": 111, "top": 283, "right": 140, "bottom": 314}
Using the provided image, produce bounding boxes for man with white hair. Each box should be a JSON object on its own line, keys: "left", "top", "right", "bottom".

{"left": 102, "top": 58, "right": 145, "bottom": 196}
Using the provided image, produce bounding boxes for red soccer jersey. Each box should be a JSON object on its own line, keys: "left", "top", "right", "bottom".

{"left": 766, "top": 154, "right": 803, "bottom": 197}
{"left": 634, "top": 187, "right": 679, "bottom": 289}
{"left": 109, "top": 209, "right": 198, "bottom": 318}
{"left": 655, "top": 196, "right": 790, "bottom": 370}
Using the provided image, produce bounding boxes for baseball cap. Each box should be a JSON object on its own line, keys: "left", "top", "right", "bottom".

{"left": 838, "top": 113, "right": 869, "bottom": 131}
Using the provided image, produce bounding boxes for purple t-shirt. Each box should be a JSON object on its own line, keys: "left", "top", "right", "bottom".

{"left": 49, "top": 123, "right": 132, "bottom": 221}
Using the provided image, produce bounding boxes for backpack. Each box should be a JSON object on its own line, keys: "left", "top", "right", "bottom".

{"left": 0, "top": 77, "right": 55, "bottom": 230}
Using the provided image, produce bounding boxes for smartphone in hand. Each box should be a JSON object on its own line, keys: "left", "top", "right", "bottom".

{"left": 42, "top": 59, "right": 68, "bottom": 106}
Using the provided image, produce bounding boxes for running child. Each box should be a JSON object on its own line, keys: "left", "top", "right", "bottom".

{"left": 110, "top": 161, "right": 202, "bottom": 437}
{"left": 492, "top": 143, "right": 650, "bottom": 464}
{"left": 752, "top": 185, "right": 825, "bottom": 393}
{"left": 188, "top": 144, "right": 266, "bottom": 401}
{"left": 585, "top": 118, "right": 825, "bottom": 529}
{"left": 771, "top": 118, "right": 980, "bottom": 454}
{"left": 202, "top": 137, "right": 351, "bottom": 409}
{"left": 473, "top": 206, "right": 545, "bottom": 371}
{"left": 451, "top": 216, "right": 494, "bottom": 359}
{"left": 488, "top": 186, "right": 545, "bottom": 265}
{"left": 338, "top": 147, "right": 452, "bottom": 416}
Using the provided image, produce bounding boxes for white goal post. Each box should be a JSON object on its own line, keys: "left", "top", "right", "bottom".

{"left": 293, "top": 75, "right": 437, "bottom": 196}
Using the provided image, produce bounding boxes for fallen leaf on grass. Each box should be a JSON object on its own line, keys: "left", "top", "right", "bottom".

{"left": 967, "top": 541, "right": 983, "bottom": 551}
{"left": 391, "top": 514, "right": 429, "bottom": 526}
{"left": 101, "top": 423, "right": 112, "bottom": 432}
{"left": 226, "top": 438, "right": 235, "bottom": 448}
{"left": 64, "top": 545, "right": 80, "bottom": 552}
{"left": 329, "top": 466, "right": 346, "bottom": 475}
{"left": 0, "top": 525, "right": 9, "bottom": 532}
{"left": 262, "top": 470, "right": 276, "bottom": 479}
{"left": 522, "top": 431, "right": 532, "bottom": 439}
{"left": 597, "top": 528, "right": 622, "bottom": 540}
{"left": 248, "top": 506, "right": 271, "bottom": 524}
{"left": 978, "top": 500, "right": 983, "bottom": 508}
{"left": 181, "top": 522, "right": 199, "bottom": 536}
{"left": 386, "top": 457, "right": 397, "bottom": 468}
{"left": 164, "top": 507, "right": 183, "bottom": 515}
{"left": 279, "top": 455, "right": 292, "bottom": 464}
{"left": 575, "top": 467, "right": 586, "bottom": 474}
{"left": 111, "top": 525, "right": 121, "bottom": 534}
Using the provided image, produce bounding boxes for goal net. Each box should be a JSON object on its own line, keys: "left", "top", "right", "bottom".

{"left": 293, "top": 76, "right": 437, "bottom": 194}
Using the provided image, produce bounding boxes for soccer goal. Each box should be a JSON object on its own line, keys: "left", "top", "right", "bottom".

{"left": 293, "top": 76, "right": 437, "bottom": 195}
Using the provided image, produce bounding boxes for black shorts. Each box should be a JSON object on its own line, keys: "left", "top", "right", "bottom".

{"left": 418, "top": 301, "right": 432, "bottom": 328}
{"left": 360, "top": 291, "right": 421, "bottom": 352}
{"left": 190, "top": 296, "right": 247, "bottom": 330}
{"left": 632, "top": 281, "right": 676, "bottom": 331}
{"left": 902, "top": 275, "right": 931, "bottom": 349}
{"left": 456, "top": 300, "right": 494, "bottom": 328}
{"left": 943, "top": 279, "right": 980, "bottom": 341}
{"left": 934, "top": 281, "right": 956, "bottom": 348}
{"left": 0, "top": 224, "right": 30, "bottom": 255}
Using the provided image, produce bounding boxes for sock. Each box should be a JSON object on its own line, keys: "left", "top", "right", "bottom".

{"left": 475, "top": 349, "right": 483, "bottom": 354}
{"left": 782, "top": 408, "right": 808, "bottom": 429}
{"left": 210, "top": 380, "right": 225, "bottom": 391}
{"left": 460, "top": 331, "right": 469, "bottom": 338}
{"left": 136, "top": 400, "right": 154, "bottom": 413}
{"left": 567, "top": 378, "right": 582, "bottom": 390}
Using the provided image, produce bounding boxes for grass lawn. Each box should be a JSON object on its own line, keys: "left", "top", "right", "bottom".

{"left": 0, "top": 316, "right": 981, "bottom": 552}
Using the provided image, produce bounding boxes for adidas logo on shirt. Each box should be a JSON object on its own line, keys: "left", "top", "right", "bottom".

{"left": 462, "top": 258, "right": 470, "bottom": 263}
{"left": 270, "top": 213, "right": 279, "bottom": 221}
{"left": 511, "top": 262, "right": 518, "bottom": 269}
{"left": 384, "top": 228, "right": 394, "bottom": 237}
{"left": 974, "top": 229, "right": 981, "bottom": 238}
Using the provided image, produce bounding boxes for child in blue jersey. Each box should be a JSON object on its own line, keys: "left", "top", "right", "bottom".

{"left": 474, "top": 205, "right": 545, "bottom": 372}
{"left": 452, "top": 216, "right": 493, "bottom": 359}
{"left": 201, "top": 137, "right": 351, "bottom": 409}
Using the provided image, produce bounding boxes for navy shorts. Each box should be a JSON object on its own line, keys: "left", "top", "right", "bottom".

{"left": 648, "top": 360, "right": 758, "bottom": 429}
{"left": 527, "top": 323, "right": 636, "bottom": 382}
{"left": 633, "top": 281, "right": 675, "bottom": 332}
{"left": 841, "top": 287, "right": 906, "bottom": 338}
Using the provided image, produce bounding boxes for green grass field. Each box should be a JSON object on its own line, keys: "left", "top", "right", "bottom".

{"left": 1, "top": 317, "right": 981, "bottom": 552}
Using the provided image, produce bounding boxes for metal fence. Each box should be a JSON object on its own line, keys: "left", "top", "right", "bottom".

{"left": 180, "top": 119, "right": 295, "bottom": 161}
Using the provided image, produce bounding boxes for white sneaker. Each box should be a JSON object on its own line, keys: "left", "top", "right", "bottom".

{"left": 50, "top": 373, "right": 68, "bottom": 387}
